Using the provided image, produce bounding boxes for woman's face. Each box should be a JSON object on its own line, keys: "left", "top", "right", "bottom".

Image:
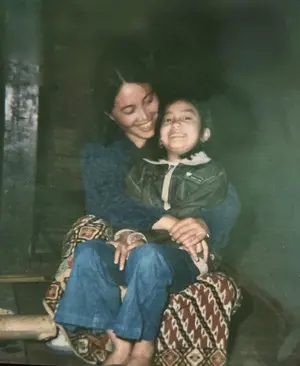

{"left": 111, "top": 82, "right": 159, "bottom": 146}
{"left": 160, "top": 100, "right": 202, "bottom": 160}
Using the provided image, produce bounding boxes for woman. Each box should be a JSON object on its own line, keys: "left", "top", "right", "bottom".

{"left": 50, "top": 59, "right": 241, "bottom": 366}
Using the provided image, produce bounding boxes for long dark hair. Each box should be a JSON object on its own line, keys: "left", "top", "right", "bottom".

{"left": 92, "top": 41, "right": 157, "bottom": 145}
{"left": 140, "top": 98, "right": 212, "bottom": 161}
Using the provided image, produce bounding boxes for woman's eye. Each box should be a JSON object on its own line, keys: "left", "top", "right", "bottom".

{"left": 163, "top": 118, "right": 172, "bottom": 124}
{"left": 144, "top": 94, "right": 154, "bottom": 104}
{"left": 184, "top": 116, "right": 192, "bottom": 121}
{"left": 122, "top": 107, "right": 135, "bottom": 115}
{"left": 145, "top": 96, "right": 153, "bottom": 104}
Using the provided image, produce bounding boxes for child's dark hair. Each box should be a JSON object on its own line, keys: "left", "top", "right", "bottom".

{"left": 140, "top": 98, "right": 212, "bottom": 161}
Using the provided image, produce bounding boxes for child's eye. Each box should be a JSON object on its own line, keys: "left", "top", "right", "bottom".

{"left": 184, "top": 116, "right": 192, "bottom": 121}
{"left": 163, "top": 117, "right": 172, "bottom": 124}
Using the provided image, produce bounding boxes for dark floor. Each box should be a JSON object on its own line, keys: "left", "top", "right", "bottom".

{"left": 0, "top": 274, "right": 297, "bottom": 366}
{"left": 0, "top": 281, "right": 87, "bottom": 366}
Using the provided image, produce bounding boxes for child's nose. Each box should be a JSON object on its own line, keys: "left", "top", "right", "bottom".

{"left": 172, "top": 120, "right": 181, "bottom": 128}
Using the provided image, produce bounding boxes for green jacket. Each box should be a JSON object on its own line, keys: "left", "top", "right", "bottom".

{"left": 125, "top": 152, "right": 228, "bottom": 244}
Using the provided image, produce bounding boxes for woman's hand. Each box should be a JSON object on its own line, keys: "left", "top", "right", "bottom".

{"left": 180, "top": 239, "right": 209, "bottom": 263}
{"left": 170, "top": 217, "right": 209, "bottom": 247}
{"left": 153, "top": 216, "right": 210, "bottom": 261}
{"left": 169, "top": 217, "right": 209, "bottom": 263}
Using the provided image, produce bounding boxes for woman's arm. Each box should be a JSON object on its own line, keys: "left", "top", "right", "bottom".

{"left": 81, "top": 142, "right": 165, "bottom": 230}
{"left": 197, "top": 183, "right": 241, "bottom": 249}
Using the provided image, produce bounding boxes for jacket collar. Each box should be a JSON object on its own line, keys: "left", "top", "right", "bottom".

{"left": 143, "top": 151, "right": 211, "bottom": 166}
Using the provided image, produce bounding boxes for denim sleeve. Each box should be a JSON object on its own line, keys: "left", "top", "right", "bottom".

{"left": 200, "top": 183, "right": 241, "bottom": 249}
{"left": 81, "top": 143, "right": 164, "bottom": 230}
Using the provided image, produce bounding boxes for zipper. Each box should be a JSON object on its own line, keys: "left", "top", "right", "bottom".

{"left": 161, "top": 164, "right": 178, "bottom": 210}
{"left": 186, "top": 173, "right": 217, "bottom": 185}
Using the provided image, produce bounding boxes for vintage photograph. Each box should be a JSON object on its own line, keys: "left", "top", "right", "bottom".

{"left": 0, "top": 0, "right": 299, "bottom": 365}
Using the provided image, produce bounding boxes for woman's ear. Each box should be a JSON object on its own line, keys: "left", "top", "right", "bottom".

{"left": 200, "top": 128, "right": 211, "bottom": 143}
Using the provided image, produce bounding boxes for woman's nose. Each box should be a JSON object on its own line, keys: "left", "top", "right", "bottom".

{"left": 138, "top": 107, "right": 149, "bottom": 121}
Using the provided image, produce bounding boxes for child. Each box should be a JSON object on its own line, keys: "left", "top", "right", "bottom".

{"left": 125, "top": 98, "right": 229, "bottom": 268}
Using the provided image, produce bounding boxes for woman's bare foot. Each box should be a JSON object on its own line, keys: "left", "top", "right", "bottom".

{"left": 103, "top": 330, "right": 132, "bottom": 366}
{"left": 127, "top": 340, "right": 154, "bottom": 366}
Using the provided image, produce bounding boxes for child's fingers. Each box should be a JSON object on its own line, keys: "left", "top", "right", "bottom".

{"left": 127, "top": 243, "right": 138, "bottom": 251}
{"left": 119, "top": 249, "right": 127, "bottom": 271}
{"left": 114, "top": 246, "right": 121, "bottom": 265}
{"left": 108, "top": 240, "right": 118, "bottom": 248}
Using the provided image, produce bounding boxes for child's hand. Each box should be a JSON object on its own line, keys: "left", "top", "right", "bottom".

{"left": 108, "top": 232, "right": 146, "bottom": 271}
{"left": 126, "top": 233, "right": 147, "bottom": 251}
{"left": 152, "top": 216, "right": 179, "bottom": 231}
{"left": 108, "top": 240, "right": 128, "bottom": 271}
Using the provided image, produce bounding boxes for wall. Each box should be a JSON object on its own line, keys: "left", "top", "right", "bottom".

{"left": 214, "top": 2, "right": 300, "bottom": 320}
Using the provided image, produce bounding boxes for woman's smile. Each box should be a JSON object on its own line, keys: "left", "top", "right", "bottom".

{"left": 138, "top": 120, "right": 155, "bottom": 132}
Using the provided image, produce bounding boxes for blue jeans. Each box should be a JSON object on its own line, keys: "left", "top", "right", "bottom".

{"left": 54, "top": 240, "right": 199, "bottom": 341}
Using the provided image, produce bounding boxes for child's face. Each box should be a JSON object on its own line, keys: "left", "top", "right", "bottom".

{"left": 160, "top": 100, "right": 202, "bottom": 159}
